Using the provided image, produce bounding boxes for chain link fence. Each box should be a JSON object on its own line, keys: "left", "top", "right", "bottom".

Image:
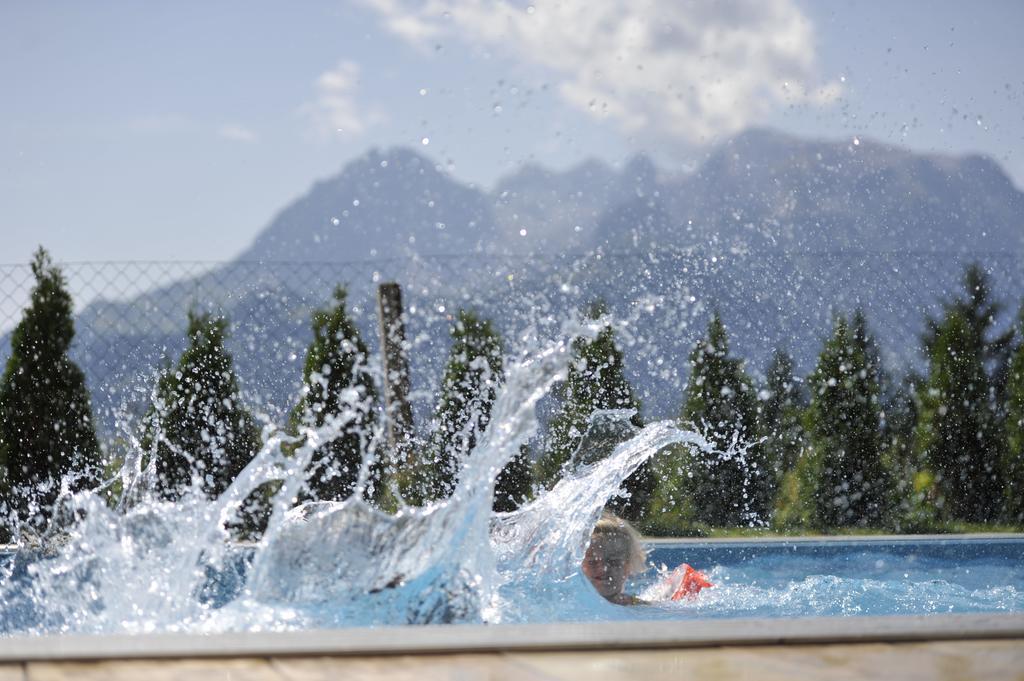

{"left": 1, "top": 251, "right": 1023, "bottom": 438}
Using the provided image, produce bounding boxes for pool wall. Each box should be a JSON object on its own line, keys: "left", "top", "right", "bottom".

{"left": 0, "top": 613, "right": 1021, "bottom": 662}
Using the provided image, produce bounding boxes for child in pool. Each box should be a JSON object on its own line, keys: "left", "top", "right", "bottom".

{"left": 582, "top": 512, "right": 713, "bottom": 605}
{"left": 581, "top": 512, "right": 649, "bottom": 605}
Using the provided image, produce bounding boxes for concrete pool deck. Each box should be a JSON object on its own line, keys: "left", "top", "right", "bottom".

{"left": 0, "top": 614, "right": 1022, "bottom": 680}
{"left": 6, "top": 641, "right": 1023, "bottom": 681}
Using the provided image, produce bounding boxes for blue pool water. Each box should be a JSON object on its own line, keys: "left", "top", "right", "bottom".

{"left": 636, "top": 537, "right": 1024, "bottom": 619}
{"left": 4, "top": 536, "right": 1020, "bottom": 632}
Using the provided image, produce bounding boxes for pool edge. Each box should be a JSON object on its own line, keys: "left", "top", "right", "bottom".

{"left": 1, "top": 613, "right": 1021, "bottom": 662}
{"left": 642, "top": 532, "right": 1024, "bottom": 544}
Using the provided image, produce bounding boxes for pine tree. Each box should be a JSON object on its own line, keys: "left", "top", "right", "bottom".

{"left": 289, "top": 287, "right": 378, "bottom": 502}
{"left": 915, "top": 267, "right": 1006, "bottom": 523}
{"left": 0, "top": 248, "right": 100, "bottom": 532}
{"left": 413, "top": 311, "right": 503, "bottom": 503}
{"left": 407, "top": 311, "right": 530, "bottom": 511}
{"left": 923, "top": 264, "right": 1014, "bottom": 391}
{"left": 494, "top": 445, "right": 532, "bottom": 513}
{"left": 757, "top": 349, "right": 807, "bottom": 482}
{"left": 801, "top": 313, "right": 893, "bottom": 528}
{"left": 880, "top": 374, "right": 921, "bottom": 471}
{"left": 1004, "top": 304, "right": 1024, "bottom": 524}
{"left": 534, "top": 308, "right": 650, "bottom": 521}
{"left": 141, "top": 311, "right": 259, "bottom": 502}
{"left": 675, "top": 312, "right": 768, "bottom": 526}
{"left": 881, "top": 372, "right": 927, "bottom": 529}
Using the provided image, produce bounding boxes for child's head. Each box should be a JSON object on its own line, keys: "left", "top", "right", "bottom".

{"left": 581, "top": 512, "right": 646, "bottom": 601}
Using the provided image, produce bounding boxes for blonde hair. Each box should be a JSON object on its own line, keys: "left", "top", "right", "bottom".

{"left": 590, "top": 511, "right": 647, "bottom": 576}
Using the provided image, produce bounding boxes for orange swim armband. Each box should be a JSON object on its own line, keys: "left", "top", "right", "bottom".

{"left": 667, "top": 563, "right": 713, "bottom": 601}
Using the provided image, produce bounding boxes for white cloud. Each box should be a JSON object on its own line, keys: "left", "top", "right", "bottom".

{"left": 359, "top": 0, "right": 840, "bottom": 148}
{"left": 363, "top": 0, "right": 443, "bottom": 42}
{"left": 218, "top": 124, "right": 258, "bottom": 143}
{"left": 304, "top": 60, "right": 370, "bottom": 136}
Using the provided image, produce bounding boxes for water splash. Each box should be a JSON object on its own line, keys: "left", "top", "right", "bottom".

{"left": 0, "top": 323, "right": 728, "bottom": 634}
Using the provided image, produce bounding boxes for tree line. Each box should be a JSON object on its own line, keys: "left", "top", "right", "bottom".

{"left": 1, "top": 248, "right": 1022, "bottom": 540}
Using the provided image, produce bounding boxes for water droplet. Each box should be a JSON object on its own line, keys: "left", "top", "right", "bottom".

{"left": 352, "top": 199, "right": 360, "bottom": 207}
{"left": 853, "top": 137, "right": 861, "bottom": 146}
{"left": 526, "top": 5, "right": 535, "bottom": 14}
{"left": 493, "top": 104, "right": 503, "bottom": 114}
{"left": 380, "top": 160, "right": 388, "bottom": 168}
{"left": 419, "top": 88, "right": 427, "bottom": 96}
{"left": 421, "top": 137, "right": 430, "bottom": 145}
{"left": 519, "top": 228, "right": 528, "bottom": 236}
{"left": 331, "top": 217, "right": 340, "bottom": 226}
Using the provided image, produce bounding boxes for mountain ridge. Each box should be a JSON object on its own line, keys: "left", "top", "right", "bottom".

{"left": 4, "top": 127, "right": 1023, "bottom": 433}
{"left": 235, "top": 127, "right": 1024, "bottom": 264}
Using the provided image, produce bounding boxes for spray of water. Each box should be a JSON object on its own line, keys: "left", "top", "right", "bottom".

{"left": 0, "top": 315, "right": 748, "bottom": 635}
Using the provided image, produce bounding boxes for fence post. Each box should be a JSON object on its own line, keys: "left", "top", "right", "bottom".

{"left": 377, "top": 282, "right": 414, "bottom": 461}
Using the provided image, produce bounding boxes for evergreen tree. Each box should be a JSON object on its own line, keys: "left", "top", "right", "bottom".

{"left": 757, "top": 349, "right": 807, "bottom": 482}
{"left": 923, "top": 264, "right": 1014, "bottom": 390}
{"left": 0, "top": 248, "right": 100, "bottom": 532}
{"left": 289, "top": 287, "right": 378, "bottom": 502}
{"left": 494, "top": 445, "right": 532, "bottom": 513}
{"left": 915, "top": 271, "right": 1006, "bottom": 523}
{"left": 880, "top": 374, "right": 921, "bottom": 470}
{"left": 141, "top": 311, "right": 259, "bottom": 502}
{"left": 801, "top": 313, "right": 893, "bottom": 528}
{"left": 675, "top": 313, "right": 768, "bottom": 526}
{"left": 534, "top": 308, "right": 650, "bottom": 521}
{"left": 1004, "top": 304, "right": 1024, "bottom": 524}
{"left": 880, "top": 372, "right": 928, "bottom": 530}
{"left": 406, "top": 311, "right": 530, "bottom": 511}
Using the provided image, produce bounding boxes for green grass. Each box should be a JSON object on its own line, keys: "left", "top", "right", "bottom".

{"left": 634, "top": 516, "right": 1019, "bottom": 536}
{"left": 640, "top": 519, "right": 1023, "bottom": 538}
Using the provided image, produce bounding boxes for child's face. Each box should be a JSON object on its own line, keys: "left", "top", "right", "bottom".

{"left": 582, "top": 534, "right": 630, "bottom": 600}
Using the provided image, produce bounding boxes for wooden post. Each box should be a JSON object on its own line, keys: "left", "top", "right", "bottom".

{"left": 377, "top": 282, "right": 414, "bottom": 459}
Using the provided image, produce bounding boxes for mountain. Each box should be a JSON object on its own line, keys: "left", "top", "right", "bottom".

{"left": 5, "top": 129, "right": 1022, "bottom": 434}
{"left": 238, "top": 147, "right": 496, "bottom": 262}
{"left": 238, "top": 146, "right": 669, "bottom": 261}
{"left": 492, "top": 155, "right": 661, "bottom": 252}
{"left": 594, "top": 128, "right": 1024, "bottom": 254}
{"left": 236, "top": 128, "right": 1023, "bottom": 264}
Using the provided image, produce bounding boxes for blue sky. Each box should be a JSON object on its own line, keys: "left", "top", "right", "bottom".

{"left": 2, "top": 0, "right": 1022, "bottom": 265}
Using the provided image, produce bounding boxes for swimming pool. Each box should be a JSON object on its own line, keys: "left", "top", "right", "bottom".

{"left": 638, "top": 536, "right": 1024, "bottom": 620}
{"left": 3, "top": 535, "right": 1020, "bottom": 634}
